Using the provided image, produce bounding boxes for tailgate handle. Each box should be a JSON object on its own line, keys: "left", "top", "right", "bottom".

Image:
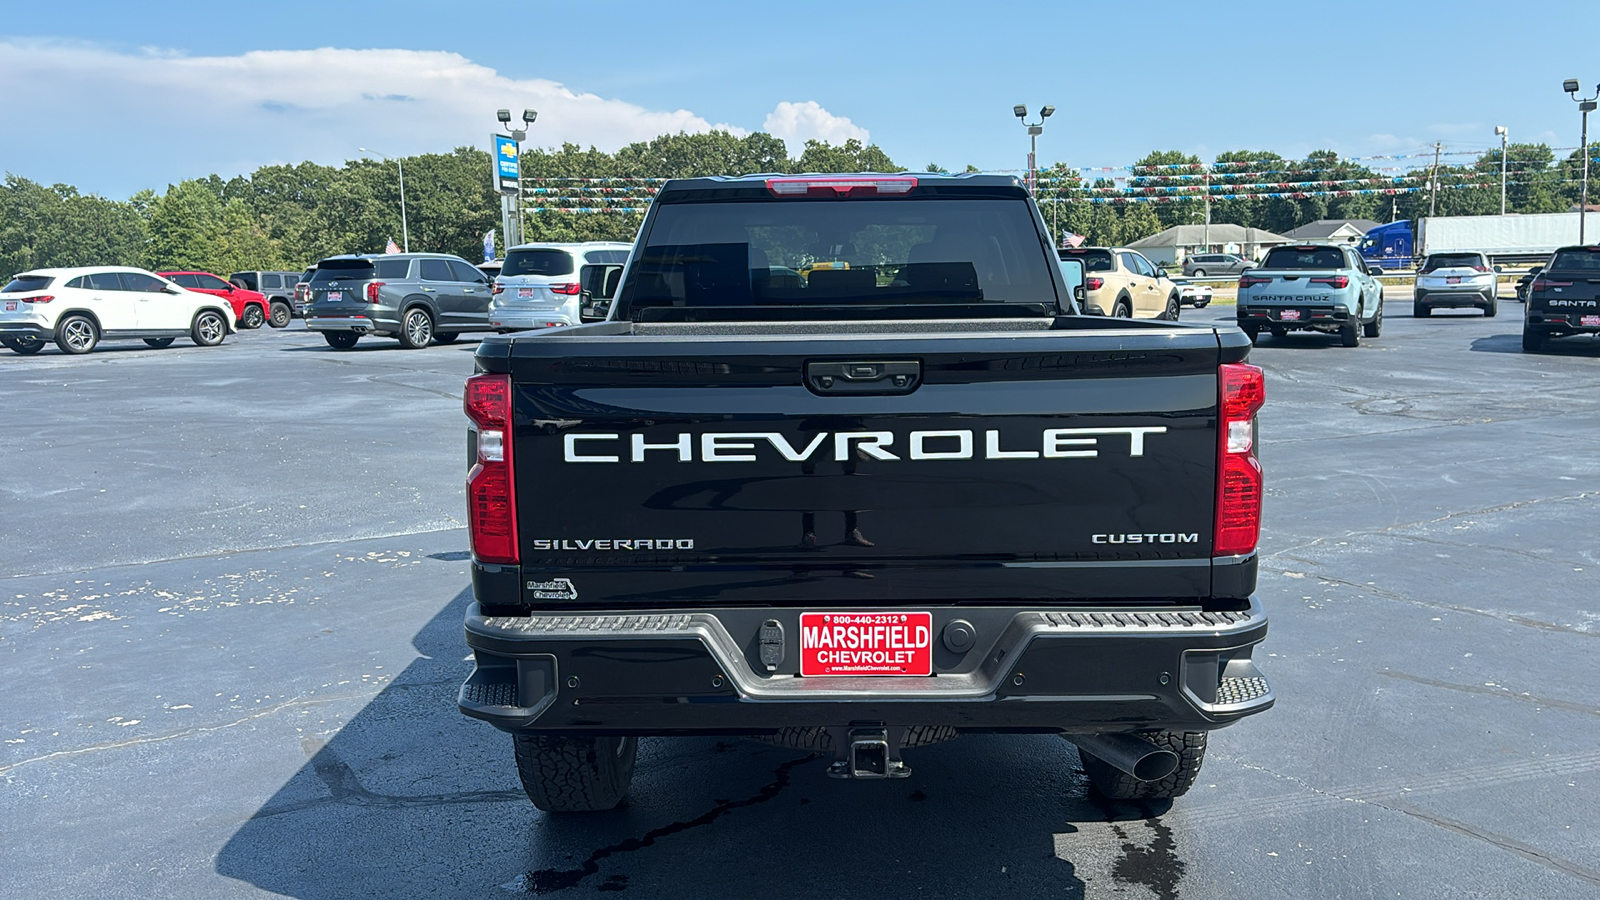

{"left": 806, "top": 360, "right": 921, "bottom": 395}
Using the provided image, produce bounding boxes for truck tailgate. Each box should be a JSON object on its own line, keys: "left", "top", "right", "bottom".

{"left": 493, "top": 322, "right": 1241, "bottom": 607}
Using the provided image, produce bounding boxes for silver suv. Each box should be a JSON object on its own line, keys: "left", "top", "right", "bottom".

{"left": 1181, "top": 254, "right": 1254, "bottom": 277}
{"left": 303, "top": 253, "right": 493, "bottom": 349}
{"left": 490, "top": 242, "right": 630, "bottom": 330}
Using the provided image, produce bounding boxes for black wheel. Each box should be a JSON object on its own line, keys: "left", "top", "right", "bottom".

{"left": 1363, "top": 296, "right": 1383, "bottom": 337}
{"left": 1340, "top": 317, "right": 1361, "bottom": 347}
{"left": 398, "top": 307, "right": 433, "bottom": 349}
{"left": 513, "top": 734, "right": 637, "bottom": 812}
{"left": 1112, "top": 298, "right": 1132, "bottom": 319}
{"left": 1192, "top": 269, "right": 1206, "bottom": 277}
{"left": 1241, "top": 323, "right": 1261, "bottom": 344}
{"left": 240, "top": 304, "right": 265, "bottom": 329}
{"left": 1482, "top": 297, "right": 1498, "bottom": 318}
{"left": 55, "top": 314, "right": 99, "bottom": 354}
{"left": 2, "top": 336, "right": 45, "bottom": 355}
{"left": 431, "top": 331, "right": 460, "bottom": 344}
{"left": 1521, "top": 328, "right": 1546, "bottom": 353}
{"left": 268, "top": 301, "right": 292, "bottom": 328}
{"left": 1413, "top": 301, "right": 1430, "bottom": 318}
{"left": 191, "top": 309, "right": 227, "bottom": 346}
{"left": 143, "top": 337, "right": 175, "bottom": 348}
{"left": 323, "top": 331, "right": 360, "bottom": 350}
{"left": 1081, "top": 731, "right": 1207, "bottom": 801}
{"left": 1162, "top": 293, "right": 1180, "bottom": 321}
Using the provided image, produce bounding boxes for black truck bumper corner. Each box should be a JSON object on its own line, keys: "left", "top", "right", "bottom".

{"left": 459, "top": 600, "right": 1272, "bottom": 736}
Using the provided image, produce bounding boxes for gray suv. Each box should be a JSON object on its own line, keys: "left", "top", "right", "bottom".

{"left": 303, "top": 253, "right": 493, "bottom": 349}
{"left": 229, "top": 270, "right": 301, "bottom": 327}
{"left": 1181, "top": 254, "right": 1254, "bottom": 277}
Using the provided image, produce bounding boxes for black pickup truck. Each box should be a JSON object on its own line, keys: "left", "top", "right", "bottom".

{"left": 1522, "top": 244, "right": 1600, "bottom": 352}
{"left": 458, "top": 174, "right": 1272, "bottom": 811}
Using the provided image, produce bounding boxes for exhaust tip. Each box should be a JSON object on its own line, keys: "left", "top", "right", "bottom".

{"left": 1066, "top": 733, "right": 1182, "bottom": 783}
{"left": 1131, "top": 748, "right": 1180, "bottom": 782}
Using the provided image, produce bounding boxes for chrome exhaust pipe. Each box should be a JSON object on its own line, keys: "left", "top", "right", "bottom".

{"left": 1066, "top": 733, "right": 1180, "bottom": 782}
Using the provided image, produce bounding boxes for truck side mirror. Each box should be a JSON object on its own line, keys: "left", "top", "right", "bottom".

{"left": 1073, "top": 285, "right": 1086, "bottom": 303}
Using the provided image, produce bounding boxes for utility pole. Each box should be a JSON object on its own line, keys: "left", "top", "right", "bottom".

{"left": 1494, "top": 126, "right": 1508, "bottom": 215}
{"left": 359, "top": 148, "right": 408, "bottom": 252}
{"left": 1428, "top": 142, "right": 1442, "bottom": 217}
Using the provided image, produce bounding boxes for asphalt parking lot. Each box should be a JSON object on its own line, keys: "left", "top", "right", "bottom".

{"left": 3, "top": 299, "right": 1598, "bottom": 899}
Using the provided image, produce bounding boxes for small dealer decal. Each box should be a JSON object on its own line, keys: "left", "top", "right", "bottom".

{"left": 799, "top": 612, "right": 933, "bottom": 676}
{"left": 525, "top": 578, "right": 578, "bottom": 600}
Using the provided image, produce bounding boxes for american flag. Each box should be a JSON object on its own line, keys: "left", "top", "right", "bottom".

{"left": 384, "top": 238, "right": 400, "bottom": 254}
{"left": 1059, "top": 232, "right": 1085, "bottom": 249}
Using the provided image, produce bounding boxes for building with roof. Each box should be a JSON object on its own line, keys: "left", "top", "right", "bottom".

{"left": 1126, "top": 224, "right": 1293, "bottom": 266}
{"left": 1281, "top": 219, "right": 1383, "bottom": 243}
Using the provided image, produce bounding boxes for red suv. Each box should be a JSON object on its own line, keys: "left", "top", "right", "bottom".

{"left": 158, "top": 271, "right": 271, "bottom": 329}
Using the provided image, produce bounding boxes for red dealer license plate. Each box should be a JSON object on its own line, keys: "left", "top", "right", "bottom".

{"left": 1280, "top": 309, "right": 1301, "bottom": 320}
{"left": 1583, "top": 315, "right": 1600, "bottom": 326}
{"left": 799, "top": 612, "right": 933, "bottom": 676}
{"left": 4, "top": 301, "right": 16, "bottom": 311}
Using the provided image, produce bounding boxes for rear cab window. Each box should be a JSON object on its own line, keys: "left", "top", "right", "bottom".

{"left": 1546, "top": 248, "right": 1600, "bottom": 272}
{"left": 2, "top": 275, "right": 53, "bottom": 293}
{"left": 504, "top": 249, "right": 576, "bottom": 277}
{"left": 1261, "top": 246, "right": 1346, "bottom": 270}
{"left": 618, "top": 195, "right": 1054, "bottom": 316}
{"left": 1061, "top": 249, "right": 1114, "bottom": 272}
{"left": 583, "top": 249, "right": 629, "bottom": 265}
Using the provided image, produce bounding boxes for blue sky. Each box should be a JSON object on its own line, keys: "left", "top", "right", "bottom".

{"left": 2, "top": 0, "right": 1597, "bottom": 197}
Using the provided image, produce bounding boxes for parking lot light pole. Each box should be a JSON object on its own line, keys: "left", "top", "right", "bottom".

{"left": 1566, "top": 79, "right": 1599, "bottom": 244}
{"left": 359, "top": 148, "right": 408, "bottom": 252}
{"left": 1494, "top": 126, "right": 1508, "bottom": 215}
{"left": 1013, "top": 104, "right": 1053, "bottom": 195}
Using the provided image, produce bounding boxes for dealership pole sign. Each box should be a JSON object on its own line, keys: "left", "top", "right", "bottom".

{"left": 492, "top": 134, "right": 519, "bottom": 194}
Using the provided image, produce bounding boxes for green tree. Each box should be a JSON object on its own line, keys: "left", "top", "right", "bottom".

{"left": 794, "top": 138, "right": 901, "bottom": 173}
{"left": 0, "top": 177, "right": 148, "bottom": 278}
{"left": 1118, "top": 201, "right": 1164, "bottom": 244}
{"left": 1128, "top": 150, "right": 1203, "bottom": 230}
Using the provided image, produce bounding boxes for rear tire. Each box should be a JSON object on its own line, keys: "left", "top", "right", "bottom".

{"left": 323, "top": 332, "right": 360, "bottom": 350}
{"left": 1162, "top": 293, "right": 1180, "bottom": 321}
{"left": 1192, "top": 269, "right": 1206, "bottom": 277}
{"left": 191, "top": 310, "right": 227, "bottom": 346}
{"left": 1482, "top": 297, "right": 1498, "bottom": 318}
{"left": 143, "top": 338, "right": 175, "bottom": 348}
{"left": 1363, "top": 297, "right": 1383, "bottom": 337}
{"left": 513, "top": 734, "right": 637, "bottom": 812}
{"left": 55, "top": 315, "right": 99, "bottom": 354}
{"left": 2, "top": 336, "right": 45, "bottom": 355}
{"left": 1413, "top": 301, "right": 1430, "bottom": 318}
{"left": 240, "top": 304, "right": 265, "bottom": 329}
{"left": 1081, "top": 731, "right": 1207, "bottom": 801}
{"left": 398, "top": 307, "right": 433, "bottom": 349}
{"left": 1241, "top": 323, "right": 1261, "bottom": 344}
{"left": 1521, "top": 328, "right": 1546, "bottom": 353}
{"left": 1112, "top": 298, "right": 1132, "bottom": 319}
{"left": 1340, "top": 317, "right": 1361, "bottom": 347}
{"left": 431, "top": 331, "right": 460, "bottom": 344}
{"left": 268, "top": 301, "right": 292, "bottom": 328}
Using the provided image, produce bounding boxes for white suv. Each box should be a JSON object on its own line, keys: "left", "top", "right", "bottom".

{"left": 0, "top": 266, "right": 235, "bottom": 355}
{"left": 490, "top": 242, "right": 631, "bottom": 330}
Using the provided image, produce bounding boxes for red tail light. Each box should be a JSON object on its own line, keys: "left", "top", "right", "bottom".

{"left": 366, "top": 281, "right": 384, "bottom": 303}
{"left": 1215, "top": 363, "right": 1265, "bottom": 557}
{"left": 492, "top": 282, "right": 504, "bottom": 294}
{"left": 1309, "top": 275, "right": 1349, "bottom": 288}
{"left": 1531, "top": 277, "right": 1571, "bottom": 291}
{"left": 1085, "top": 276, "right": 1105, "bottom": 291}
{"left": 549, "top": 282, "right": 581, "bottom": 295}
{"left": 1472, "top": 265, "right": 1490, "bottom": 273}
{"left": 465, "top": 373, "right": 518, "bottom": 564}
{"left": 766, "top": 176, "right": 917, "bottom": 197}
{"left": 1238, "top": 274, "right": 1271, "bottom": 288}
{"left": 20, "top": 295, "right": 54, "bottom": 304}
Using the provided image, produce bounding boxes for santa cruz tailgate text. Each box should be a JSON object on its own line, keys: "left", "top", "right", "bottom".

{"left": 799, "top": 612, "right": 933, "bottom": 676}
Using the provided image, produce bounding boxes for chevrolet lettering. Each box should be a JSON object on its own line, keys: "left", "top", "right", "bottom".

{"left": 458, "top": 173, "right": 1272, "bottom": 812}
{"left": 562, "top": 427, "right": 1168, "bottom": 463}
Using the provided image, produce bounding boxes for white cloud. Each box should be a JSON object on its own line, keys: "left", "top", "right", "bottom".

{"left": 0, "top": 41, "right": 745, "bottom": 195}
{"left": 762, "top": 101, "right": 869, "bottom": 155}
